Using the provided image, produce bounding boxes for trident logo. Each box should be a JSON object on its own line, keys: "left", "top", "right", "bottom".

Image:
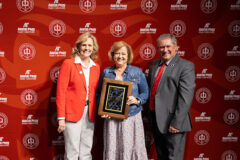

{"left": 24, "top": 47, "right": 31, "bottom": 57}
{"left": 174, "top": 24, "right": 182, "bottom": 34}
{"left": 26, "top": 93, "right": 33, "bottom": 103}
{"left": 27, "top": 137, "right": 35, "bottom": 146}
{"left": 205, "top": 0, "right": 213, "bottom": 9}
{"left": 84, "top": 0, "right": 92, "bottom": 9}
{"left": 229, "top": 70, "right": 237, "bottom": 79}
{"left": 233, "top": 24, "right": 240, "bottom": 33}
{"left": 226, "top": 154, "right": 233, "bottom": 160}
{"left": 228, "top": 113, "right": 235, "bottom": 122}
{"left": 198, "top": 134, "right": 206, "bottom": 141}
{"left": 22, "top": 0, "right": 29, "bottom": 8}
{"left": 146, "top": 0, "right": 153, "bottom": 8}
{"left": 54, "top": 24, "right": 62, "bottom": 33}
{"left": 202, "top": 47, "right": 210, "bottom": 58}
{"left": 144, "top": 47, "right": 151, "bottom": 58}
{"left": 200, "top": 91, "right": 207, "bottom": 101}
{"left": 115, "top": 24, "right": 122, "bottom": 33}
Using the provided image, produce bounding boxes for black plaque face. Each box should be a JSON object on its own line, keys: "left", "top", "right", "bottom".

{"left": 103, "top": 83, "right": 128, "bottom": 114}
{"left": 98, "top": 78, "right": 132, "bottom": 119}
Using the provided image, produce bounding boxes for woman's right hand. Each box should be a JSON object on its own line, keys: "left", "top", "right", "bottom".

{"left": 101, "top": 115, "right": 111, "bottom": 119}
{"left": 57, "top": 119, "right": 66, "bottom": 133}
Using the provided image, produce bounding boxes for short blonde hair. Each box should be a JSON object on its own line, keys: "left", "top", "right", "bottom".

{"left": 108, "top": 41, "right": 133, "bottom": 64}
{"left": 71, "top": 32, "right": 99, "bottom": 60}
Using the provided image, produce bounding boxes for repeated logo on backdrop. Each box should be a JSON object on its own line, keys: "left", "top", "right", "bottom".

{"left": 140, "top": 43, "right": 156, "bottom": 60}
{"left": 195, "top": 88, "right": 212, "bottom": 104}
{"left": 0, "top": 112, "right": 8, "bottom": 129}
{"left": 194, "top": 130, "right": 210, "bottom": 146}
{"left": 223, "top": 108, "right": 239, "bottom": 125}
{"left": 228, "top": 20, "right": 240, "bottom": 37}
{"left": 0, "top": 0, "right": 239, "bottom": 159}
{"left": 16, "top": 0, "right": 34, "bottom": 13}
{"left": 225, "top": 65, "right": 240, "bottom": 82}
{"left": 221, "top": 150, "right": 237, "bottom": 160}
{"left": 110, "top": 20, "right": 127, "bottom": 37}
{"left": 141, "top": 0, "right": 158, "bottom": 14}
{"left": 200, "top": 0, "right": 217, "bottom": 14}
{"left": 79, "top": 0, "right": 96, "bottom": 13}
{"left": 0, "top": 68, "right": 6, "bottom": 84}
{"left": 20, "top": 89, "right": 38, "bottom": 106}
{"left": 169, "top": 20, "right": 186, "bottom": 37}
{"left": 49, "top": 20, "right": 66, "bottom": 37}
{"left": 197, "top": 43, "right": 214, "bottom": 60}
{"left": 18, "top": 43, "right": 36, "bottom": 60}
{"left": 22, "top": 133, "right": 39, "bottom": 149}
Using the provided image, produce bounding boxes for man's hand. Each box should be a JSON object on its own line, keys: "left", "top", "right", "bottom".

{"left": 168, "top": 125, "right": 180, "bottom": 133}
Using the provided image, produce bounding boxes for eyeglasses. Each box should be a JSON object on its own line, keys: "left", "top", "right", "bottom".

{"left": 114, "top": 52, "right": 127, "bottom": 56}
{"left": 158, "top": 45, "right": 172, "bottom": 49}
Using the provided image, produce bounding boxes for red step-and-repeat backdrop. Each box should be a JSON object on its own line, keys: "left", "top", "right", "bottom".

{"left": 0, "top": 0, "right": 240, "bottom": 159}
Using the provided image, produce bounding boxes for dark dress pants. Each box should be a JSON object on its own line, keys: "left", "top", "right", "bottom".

{"left": 151, "top": 111, "right": 186, "bottom": 160}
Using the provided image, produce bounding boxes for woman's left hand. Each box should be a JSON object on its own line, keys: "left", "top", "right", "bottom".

{"left": 127, "top": 96, "right": 138, "bottom": 105}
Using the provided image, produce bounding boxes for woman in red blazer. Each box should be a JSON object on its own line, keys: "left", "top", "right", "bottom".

{"left": 56, "top": 32, "right": 100, "bottom": 160}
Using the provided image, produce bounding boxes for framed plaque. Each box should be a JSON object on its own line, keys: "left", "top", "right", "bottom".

{"left": 98, "top": 78, "right": 132, "bottom": 119}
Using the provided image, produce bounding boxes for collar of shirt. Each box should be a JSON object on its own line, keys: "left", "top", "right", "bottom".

{"left": 159, "top": 54, "right": 176, "bottom": 66}
{"left": 109, "top": 64, "right": 130, "bottom": 74}
{"left": 74, "top": 56, "right": 96, "bottom": 69}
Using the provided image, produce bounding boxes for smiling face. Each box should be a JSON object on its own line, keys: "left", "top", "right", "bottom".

{"left": 113, "top": 46, "right": 128, "bottom": 68}
{"left": 78, "top": 37, "right": 94, "bottom": 60}
{"left": 158, "top": 38, "right": 178, "bottom": 62}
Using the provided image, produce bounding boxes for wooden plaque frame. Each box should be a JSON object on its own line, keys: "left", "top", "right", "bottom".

{"left": 98, "top": 78, "right": 132, "bottom": 119}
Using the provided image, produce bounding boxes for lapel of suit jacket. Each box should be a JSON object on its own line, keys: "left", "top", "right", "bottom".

{"left": 157, "top": 54, "right": 179, "bottom": 89}
{"left": 150, "top": 59, "right": 161, "bottom": 89}
{"left": 75, "top": 63, "right": 87, "bottom": 91}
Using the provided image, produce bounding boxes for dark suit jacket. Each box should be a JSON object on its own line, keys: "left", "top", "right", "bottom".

{"left": 148, "top": 55, "right": 195, "bottom": 134}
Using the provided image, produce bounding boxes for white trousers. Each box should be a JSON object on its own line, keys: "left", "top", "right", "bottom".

{"left": 64, "top": 106, "right": 94, "bottom": 160}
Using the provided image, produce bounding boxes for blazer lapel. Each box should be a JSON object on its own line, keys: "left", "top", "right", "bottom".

{"left": 75, "top": 64, "right": 87, "bottom": 91}
{"left": 157, "top": 55, "right": 179, "bottom": 89}
{"left": 150, "top": 59, "right": 161, "bottom": 89}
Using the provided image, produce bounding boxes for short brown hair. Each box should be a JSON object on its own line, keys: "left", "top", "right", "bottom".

{"left": 108, "top": 41, "right": 133, "bottom": 64}
{"left": 71, "top": 32, "right": 99, "bottom": 60}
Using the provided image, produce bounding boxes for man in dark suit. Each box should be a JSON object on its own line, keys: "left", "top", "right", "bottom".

{"left": 148, "top": 33, "right": 196, "bottom": 160}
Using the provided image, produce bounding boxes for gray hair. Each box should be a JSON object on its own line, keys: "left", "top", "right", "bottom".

{"left": 157, "top": 34, "right": 177, "bottom": 46}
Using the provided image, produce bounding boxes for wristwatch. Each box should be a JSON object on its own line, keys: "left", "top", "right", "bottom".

{"left": 136, "top": 98, "right": 141, "bottom": 106}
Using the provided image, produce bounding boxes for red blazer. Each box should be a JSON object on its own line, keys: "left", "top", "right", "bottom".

{"left": 56, "top": 58, "right": 100, "bottom": 122}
